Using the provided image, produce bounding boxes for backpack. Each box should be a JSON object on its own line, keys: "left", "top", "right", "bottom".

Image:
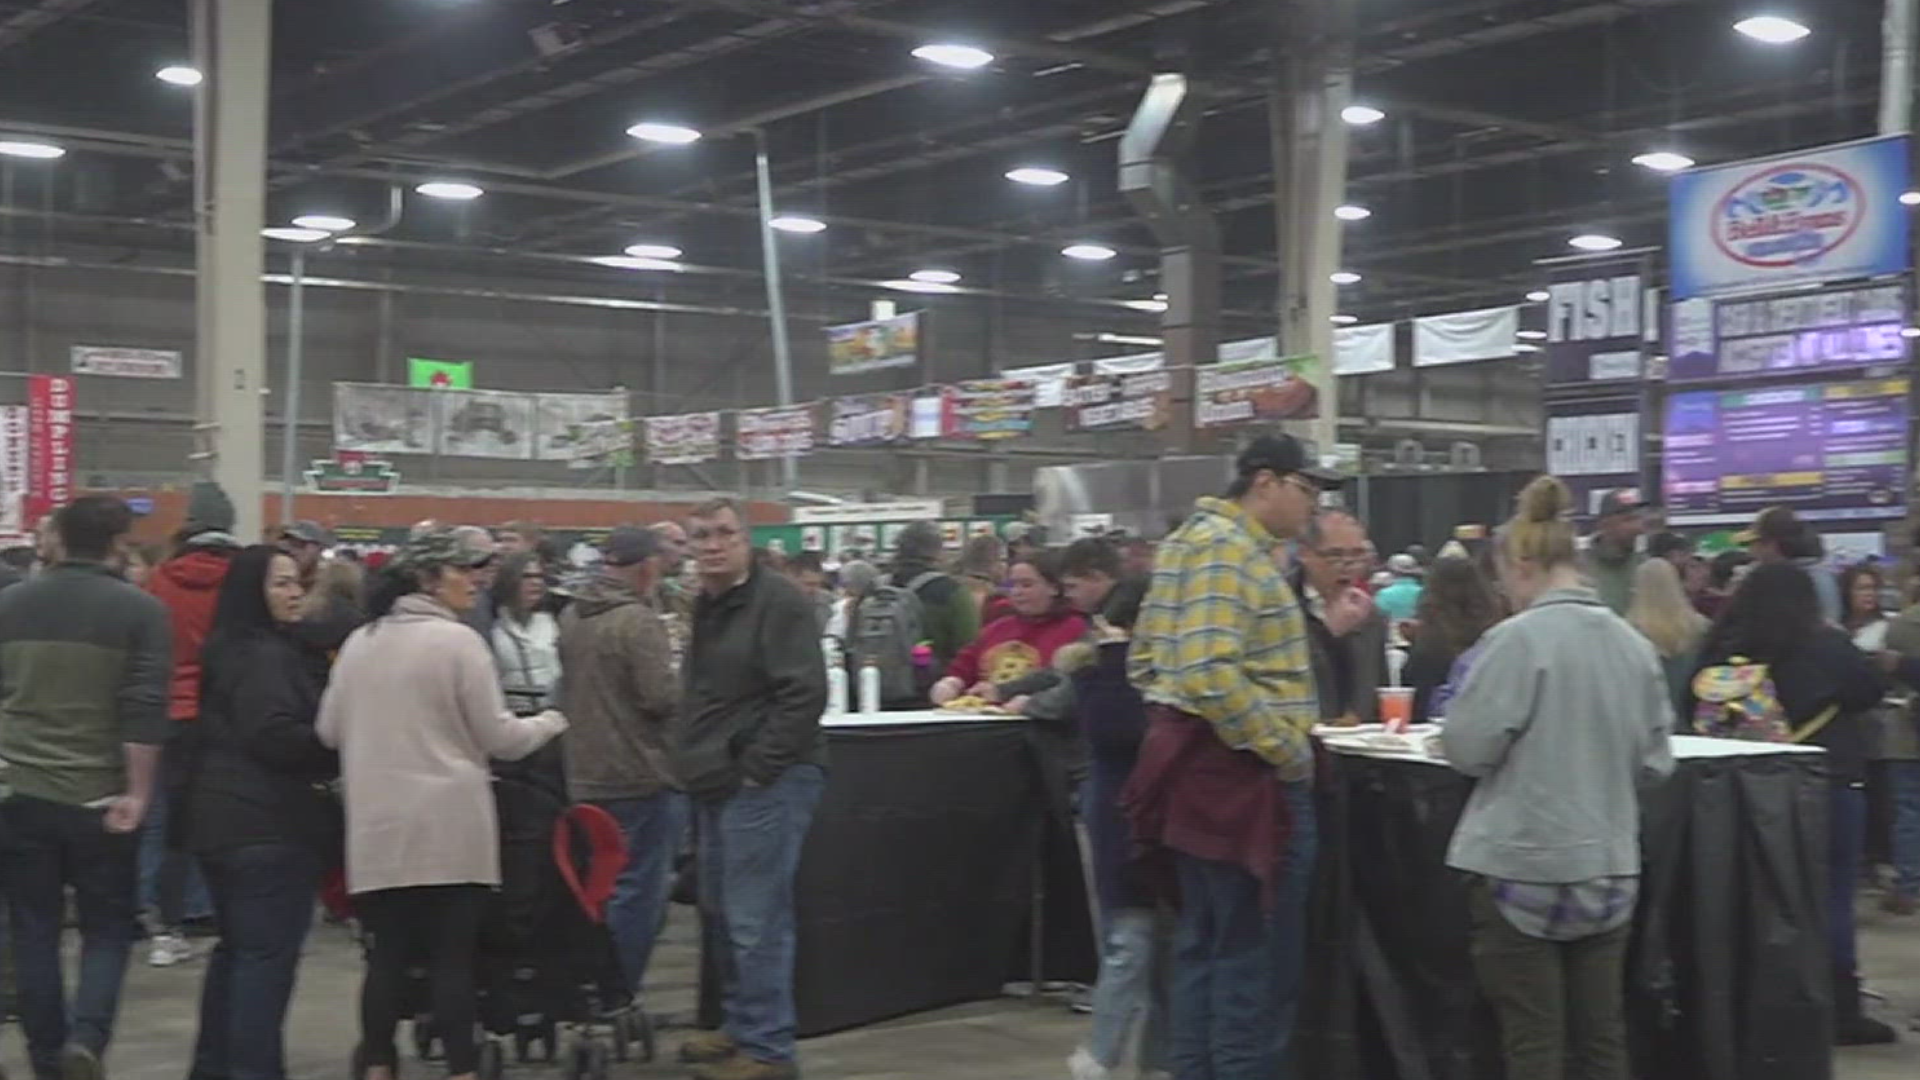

{"left": 850, "top": 571, "right": 942, "bottom": 703}
{"left": 1690, "top": 656, "right": 1837, "bottom": 743}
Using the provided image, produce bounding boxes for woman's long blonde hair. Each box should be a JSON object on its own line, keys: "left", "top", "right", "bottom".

{"left": 1500, "top": 475, "right": 1578, "bottom": 569}
{"left": 1628, "top": 557, "right": 1707, "bottom": 658}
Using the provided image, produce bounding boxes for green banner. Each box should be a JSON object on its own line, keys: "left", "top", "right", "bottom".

{"left": 408, "top": 357, "right": 473, "bottom": 390}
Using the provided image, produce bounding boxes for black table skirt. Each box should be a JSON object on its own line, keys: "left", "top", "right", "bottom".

{"left": 1297, "top": 749, "right": 1834, "bottom": 1080}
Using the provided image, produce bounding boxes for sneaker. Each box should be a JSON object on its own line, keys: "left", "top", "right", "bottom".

{"left": 689, "top": 1057, "right": 797, "bottom": 1080}
{"left": 1068, "top": 1047, "right": 1111, "bottom": 1080}
{"left": 59, "top": 1045, "right": 101, "bottom": 1080}
{"left": 678, "top": 1031, "right": 737, "bottom": 1065}
{"left": 147, "top": 931, "right": 193, "bottom": 968}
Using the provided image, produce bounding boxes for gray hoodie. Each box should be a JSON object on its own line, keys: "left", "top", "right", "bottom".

{"left": 1441, "top": 586, "right": 1675, "bottom": 884}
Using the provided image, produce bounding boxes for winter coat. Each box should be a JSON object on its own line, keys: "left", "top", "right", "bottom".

{"left": 556, "top": 575, "right": 680, "bottom": 800}
{"left": 1690, "top": 622, "right": 1886, "bottom": 782}
{"left": 148, "top": 546, "right": 235, "bottom": 720}
{"left": 317, "top": 594, "right": 566, "bottom": 894}
{"left": 490, "top": 610, "right": 562, "bottom": 714}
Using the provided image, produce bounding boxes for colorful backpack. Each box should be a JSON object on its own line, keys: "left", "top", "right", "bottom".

{"left": 1690, "top": 656, "right": 1836, "bottom": 743}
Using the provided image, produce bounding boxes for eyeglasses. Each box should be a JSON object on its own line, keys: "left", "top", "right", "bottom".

{"left": 1279, "top": 474, "right": 1322, "bottom": 500}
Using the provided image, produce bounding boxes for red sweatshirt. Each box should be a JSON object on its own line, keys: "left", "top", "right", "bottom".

{"left": 147, "top": 548, "right": 234, "bottom": 721}
{"left": 947, "top": 610, "right": 1089, "bottom": 688}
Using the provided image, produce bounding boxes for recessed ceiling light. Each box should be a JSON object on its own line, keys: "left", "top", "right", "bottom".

{"left": 1632, "top": 150, "right": 1695, "bottom": 172}
{"left": 292, "top": 214, "right": 355, "bottom": 233}
{"left": 415, "top": 181, "right": 483, "bottom": 200}
{"left": 1902, "top": 191, "right": 1920, "bottom": 207}
{"left": 1331, "top": 314, "right": 1359, "bottom": 325}
{"left": 1735, "top": 15, "right": 1811, "bottom": 43}
{"left": 0, "top": 140, "right": 64, "bottom": 160}
{"left": 1006, "top": 166, "right": 1070, "bottom": 187}
{"left": 1334, "top": 204, "right": 1371, "bottom": 221}
{"left": 156, "top": 65, "right": 202, "bottom": 87}
{"left": 769, "top": 215, "right": 826, "bottom": 234}
{"left": 1342, "top": 104, "right": 1386, "bottom": 125}
{"left": 1330, "top": 271, "right": 1362, "bottom": 285}
{"left": 1903, "top": 327, "right": 1920, "bottom": 339}
{"left": 1527, "top": 289, "right": 1551, "bottom": 302}
{"left": 626, "top": 122, "right": 702, "bottom": 145}
{"left": 625, "top": 243, "right": 683, "bottom": 260}
{"left": 912, "top": 43, "right": 994, "bottom": 70}
{"left": 261, "top": 226, "right": 330, "bottom": 243}
{"left": 1569, "top": 233, "right": 1623, "bottom": 252}
{"left": 1514, "top": 343, "right": 1542, "bottom": 353}
{"left": 910, "top": 269, "right": 961, "bottom": 285}
{"left": 1517, "top": 329, "right": 1548, "bottom": 340}
{"left": 1063, "top": 243, "right": 1117, "bottom": 261}
{"left": 1123, "top": 298, "right": 1169, "bottom": 313}
{"left": 590, "top": 255, "right": 685, "bottom": 272}
{"left": 881, "top": 279, "right": 961, "bottom": 294}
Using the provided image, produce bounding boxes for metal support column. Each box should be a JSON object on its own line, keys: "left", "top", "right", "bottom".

{"left": 752, "top": 128, "right": 799, "bottom": 492}
{"left": 1884, "top": 0, "right": 1915, "bottom": 134}
{"left": 1270, "top": 0, "right": 1357, "bottom": 459}
{"left": 192, "top": 0, "right": 270, "bottom": 539}
{"left": 278, "top": 247, "right": 305, "bottom": 525}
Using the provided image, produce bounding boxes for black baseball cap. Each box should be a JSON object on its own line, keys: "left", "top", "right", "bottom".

{"left": 602, "top": 526, "right": 663, "bottom": 567}
{"left": 1595, "top": 489, "right": 1646, "bottom": 519}
{"left": 1236, "top": 434, "right": 1344, "bottom": 489}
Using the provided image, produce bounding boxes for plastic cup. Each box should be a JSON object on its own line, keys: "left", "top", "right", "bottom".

{"left": 1378, "top": 687, "right": 1414, "bottom": 734}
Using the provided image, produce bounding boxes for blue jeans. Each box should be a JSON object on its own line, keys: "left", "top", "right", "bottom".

{"left": 191, "top": 844, "right": 323, "bottom": 1080}
{"left": 1168, "top": 781, "right": 1318, "bottom": 1080}
{"left": 1085, "top": 908, "right": 1172, "bottom": 1071}
{"left": 1886, "top": 762, "right": 1920, "bottom": 900}
{"left": 696, "top": 765, "right": 826, "bottom": 1066}
{"left": 595, "top": 793, "right": 689, "bottom": 996}
{"left": 138, "top": 782, "right": 210, "bottom": 925}
{"left": 1830, "top": 783, "right": 1866, "bottom": 977}
{"left": 0, "top": 795, "right": 140, "bottom": 1075}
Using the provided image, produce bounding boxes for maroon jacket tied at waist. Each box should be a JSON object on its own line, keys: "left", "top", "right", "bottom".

{"left": 1120, "top": 705, "right": 1296, "bottom": 909}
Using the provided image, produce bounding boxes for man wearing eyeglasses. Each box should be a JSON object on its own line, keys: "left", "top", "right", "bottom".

{"left": 1294, "top": 510, "right": 1387, "bottom": 726}
{"left": 673, "top": 498, "right": 827, "bottom": 1080}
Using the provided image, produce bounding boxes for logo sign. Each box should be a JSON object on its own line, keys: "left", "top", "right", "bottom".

{"left": 305, "top": 456, "right": 401, "bottom": 495}
{"left": 826, "top": 394, "right": 909, "bottom": 447}
{"left": 735, "top": 405, "right": 816, "bottom": 460}
{"left": 943, "top": 379, "right": 1037, "bottom": 440}
{"left": 645, "top": 412, "right": 721, "bottom": 466}
{"left": 1063, "top": 370, "right": 1172, "bottom": 431}
{"left": 826, "top": 311, "right": 920, "bottom": 375}
{"left": 1542, "top": 255, "right": 1645, "bottom": 386}
{"left": 70, "top": 346, "right": 182, "bottom": 379}
{"left": 1193, "top": 356, "right": 1319, "bottom": 428}
{"left": 1669, "top": 135, "right": 1909, "bottom": 300}
{"left": 25, "top": 375, "right": 74, "bottom": 525}
{"left": 1669, "top": 280, "right": 1908, "bottom": 383}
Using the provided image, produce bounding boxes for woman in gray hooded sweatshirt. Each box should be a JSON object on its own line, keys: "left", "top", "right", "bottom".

{"left": 1439, "top": 475, "right": 1675, "bottom": 1080}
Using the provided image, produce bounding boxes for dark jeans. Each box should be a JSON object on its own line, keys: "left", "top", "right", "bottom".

{"left": 1830, "top": 782, "right": 1867, "bottom": 976}
{"left": 139, "top": 744, "right": 210, "bottom": 926}
{"left": 595, "top": 793, "right": 688, "bottom": 996}
{"left": 191, "top": 844, "right": 323, "bottom": 1080}
{"left": 1167, "top": 780, "right": 1317, "bottom": 1080}
{"left": 358, "top": 885, "right": 490, "bottom": 1076}
{"left": 0, "top": 795, "right": 139, "bottom": 1075}
{"left": 1467, "top": 877, "right": 1630, "bottom": 1080}
{"left": 697, "top": 764, "right": 825, "bottom": 1066}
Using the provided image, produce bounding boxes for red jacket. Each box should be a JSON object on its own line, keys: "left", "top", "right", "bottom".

{"left": 148, "top": 548, "right": 234, "bottom": 721}
{"left": 946, "top": 609, "right": 1088, "bottom": 688}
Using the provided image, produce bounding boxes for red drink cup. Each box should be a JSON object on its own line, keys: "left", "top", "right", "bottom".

{"left": 1379, "top": 687, "right": 1414, "bottom": 734}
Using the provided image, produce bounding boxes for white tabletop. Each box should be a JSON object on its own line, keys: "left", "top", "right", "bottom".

{"left": 822, "top": 709, "right": 1024, "bottom": 730}
{"left": 1316, "top": 725, "right": 1823, "bottom": 766}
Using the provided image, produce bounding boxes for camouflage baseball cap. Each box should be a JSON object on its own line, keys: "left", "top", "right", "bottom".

{"left": 397, "top": 529, "right": 495, "bottom": 573}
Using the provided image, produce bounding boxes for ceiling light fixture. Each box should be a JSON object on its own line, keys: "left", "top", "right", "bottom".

{"left": 626, "top": 122, "right": 703, "bottom": 145}
{"left": 1734, "top": 15, "right": 1811, "bottom": 43}
{"left": 1331, "top": 314, "right": 1359, "bottom": 325}
{"left": 1062, "top": 243, "right": 1117, "bottom": 261}
{"left": 1569, "top": 233, "right": 1624, "bottom": 252}
{"left": 1006, "top": 166, "right": 1070, "bottom": 187}
{"left": 912, "top": 43, "right": 994, "bottom": 69}
{"left": 1333, "top": 204, "right": 1371, "bottom": 221}
{"left": 882, "top": 278, "right": 961, "bottom": 294}
{"left": 1330, "top": 270, "right": 1362, "bottom": 285}
{"left": 1902, "top": 191, "right": 1920, "bottom": 207}
{"left": 1514, "top": 343, "right": 1542, "bottom": 353}
{"left": 1517, "top": 329, "right": 1548, "bottom": 340}
{"left": 292, "top": 214, "right": 356, "bottom": 233}
{"left": 909, "top": 269, "right": 961, "bottom": 285}
{"left": 0, "top": 140, "right": 64, "bottom": 160}
{"left": 1903, "top": 327, "right": 1920, "bottom": 339}
{"left": 1632, "top": 150, "right": 1695, "bottom": 172}
{"left": 624, "top": 243, "right": 684, "bottom": 260}
{"left": 415, "top": 181, "right": 483, "bottom": 200}
{"left": 156, "top": 65, "right": 202, "bottom": 87}
{"left": 1342, "top": 104, "right": 1386, "bottom": 125}
{"left": 769, "top": 215, "right": 826, "bottom": 234}
{"left": 1123, "top": 298, "right": 1169, "bottom": 313}
{"left": 1526, "top": 289, "right": 1551, "bottom": 302}
{"left": 261, "top": 226, "right": 330, "bottom": 243}
{"left": 590, "top": 255, "right": 685, "bottom": 272}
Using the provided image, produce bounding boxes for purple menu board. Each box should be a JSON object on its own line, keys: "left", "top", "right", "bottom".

{"left": 1668, "top": 281, "right": 1908, "bottom": 383}
{"left": 1663, "top": 377, "right": 1909, "bottom": 525}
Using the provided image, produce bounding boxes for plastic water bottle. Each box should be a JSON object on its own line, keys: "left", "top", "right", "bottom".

{"left": 858, "top": 657, "right": 882, "bottom": 716}
{"left": 826, "top": 664, "right": 849, "bottom": 716}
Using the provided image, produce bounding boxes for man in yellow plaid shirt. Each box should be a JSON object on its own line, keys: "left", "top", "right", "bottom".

{"left": 1130, "top": 433, "right": 1354, "bottom": 1080}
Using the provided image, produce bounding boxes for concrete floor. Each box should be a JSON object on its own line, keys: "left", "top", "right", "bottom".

{"left": 0, "top": 903, "right": 1916, "bottom": 1080}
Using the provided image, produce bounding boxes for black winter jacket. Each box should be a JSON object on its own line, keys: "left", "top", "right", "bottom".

{"left": 1690, "top": 623, "right": 1885, "bottom": 782}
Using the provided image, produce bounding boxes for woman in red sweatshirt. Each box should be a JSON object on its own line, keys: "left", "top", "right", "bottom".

{"left": 932, "top": 551, "right": 1088, "bottom": 702}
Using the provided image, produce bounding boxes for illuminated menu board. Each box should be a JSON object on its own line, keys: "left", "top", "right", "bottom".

{"left": 1668, "top": 281, "right": 1908, "bottom": 383}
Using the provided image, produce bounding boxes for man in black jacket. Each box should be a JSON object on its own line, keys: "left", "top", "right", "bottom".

{"left": 673, "top": 498, "right": 826, "bottom": 1080}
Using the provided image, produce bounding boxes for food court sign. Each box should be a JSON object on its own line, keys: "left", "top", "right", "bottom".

{"left": 1668, "top": 135, "right": 1910, "bottom": 300}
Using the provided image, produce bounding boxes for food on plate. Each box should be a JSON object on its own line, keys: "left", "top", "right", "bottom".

{"left": 938, "top": 695, "right": 1010, "bottom": 714}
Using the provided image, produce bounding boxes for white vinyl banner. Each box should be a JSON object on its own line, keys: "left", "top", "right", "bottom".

{"left": 332, "top": 384, "right": 438, "bottom": 455}
{"left": 532, "top": 392, "right": 628, "bottom": 461}
{"left": 1412, "top": 306, "right": 1519, "bottom": 368}
{"left": 0, "top": 406, "right": 26, "bottom": 536}
{"left": 1333, "top": 323, "right": 1396, "bottom": 375}
{"left": 1000, "top": 362, "right": 1077, "bottom": 408}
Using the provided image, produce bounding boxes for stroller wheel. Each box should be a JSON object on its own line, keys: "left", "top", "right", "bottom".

{"left": 478, "top": 1039, "right": 506, "bottom": 1080}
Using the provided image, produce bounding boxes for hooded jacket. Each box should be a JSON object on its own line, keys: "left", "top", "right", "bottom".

{"left": 556, "top": 575, "right": 680, "bottom": 801}
{"left": 148, "top": 542, "right": 237, "bottom": 721}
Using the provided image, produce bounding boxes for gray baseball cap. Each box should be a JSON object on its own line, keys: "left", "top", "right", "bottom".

{"left": 602, "top": 526, "right": 664, "bottom": 567}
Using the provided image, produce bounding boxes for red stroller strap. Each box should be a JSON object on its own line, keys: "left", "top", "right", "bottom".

{"left": 554, "top": 804, "right": 629, "bottom": 923}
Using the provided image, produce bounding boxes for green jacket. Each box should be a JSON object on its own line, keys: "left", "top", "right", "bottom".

{"left": 0, "top": 562, "right": 173, "bottom": 804}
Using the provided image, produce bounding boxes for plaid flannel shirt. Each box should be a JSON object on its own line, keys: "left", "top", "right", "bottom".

{"left": 1129, "top": 497, "right": 1319, "bottom": 781}
{"left": 1488, "top": 875, "right": 1639, "bottom": 942}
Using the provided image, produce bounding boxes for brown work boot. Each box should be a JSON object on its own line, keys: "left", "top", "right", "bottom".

{"left": 689, "top": 1056, "right": 798, "bottom": 1080}
{"left": 678, "top": 1031, "right": 737, "bottom": 1065}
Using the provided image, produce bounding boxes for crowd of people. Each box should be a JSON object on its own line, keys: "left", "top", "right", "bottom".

{"left": 0, "top": 438, "right": 1909, "bottom": 1080}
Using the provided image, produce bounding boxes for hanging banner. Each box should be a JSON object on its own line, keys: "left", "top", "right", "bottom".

{"left": 567, "top": 419, "right": 636, "bottom": 470}
{"left": 1669, "top": 134, "right": 1910, "bottom": 300}
{"left": 0, "top": 405, "right": 27, "bottom": 536}
{"left": 70, "top": 345, "right": 182, "bottom": 380}
{"left": 25, "top": 375, "right": 73, "bottom": 525}
{"left": 408, "top": 357, "right": 475, "bottom": 390}
{"left": 305, "top": 455, "right": 402, "bottom": 495}
{"left": 646, "top": 412, "right": 721, "bottom": 466}
{"left": 1668, "top": 279, "right": 1908, "bottom": 383}
{"left": 1193, "top": 356, "right": 1320, "bottom": 428}
{"left": 532, "top": 391, "right": 628, "bottom": 461}
{"left": 435, "top": 389, "right": 534, "bottom": 460}
{"left": 333, "top": 384, "right": 437, "bottom": 455}
{"left": 1545, "top": 395, "right": 1646, "bottom": 519}
{"left": 827, "top": 311, "right": 920, "bottom": 375}
{"left": 1332, "top": 323, "right": 1396, "bottom": 376}
{"left": 1091, "top": 351, "right": 1165, "bottom": 375}
{"left": 944, "top": 379, "right": 1037, "bottom": 440}
{"left": 735, "top": 405, "right": 817, "bottom": 460}
{"left": 1413, "top": 306, "right": 1518, "bottom": 367}
{"left": 826, "top": 393, "right": 910, "bottom": 447}
{"left": 1063, "top": 370, "right": 1173, "bottom": 431}
{"left": 1001, "top": 362, "right": 1076, "bottom": 408}
{"left": 909, "top": 395, "right": 945, "bottom": 439}
{"left": 1542, "top": 255, "right": 1647, "bottom": 386}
